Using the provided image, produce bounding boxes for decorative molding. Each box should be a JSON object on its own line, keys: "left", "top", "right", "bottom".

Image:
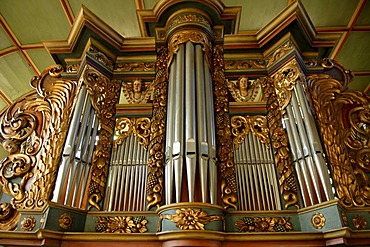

{"left": 261, "top": 76, "right": 299, "bottom": 209}
{"left": 87, "top": 45, "right": 114, "bottom": 70}
{"left": 115, "top": 62, "right": 155, "bottom": 72}
{"left": 21, "top": 216, "right": 36, "bottom": 231}
{"left": 83, "top": 66, "right": 120, "bottom": 210}
{"left": 212, "top": 44, "right": 237, "bottom": 210}
{"left": 96, "top": 216, "right": 148, "bottom": 233}
{"left": 311, "top": 213, "right": 326, "bottom": 229}
{"left": 225, "top": 59, "right": 265, "bottom": 70}
{"left": 265, "top": 40, "right": 294, "bottom": 68}
{"left": 160, "top": 208, "right": 223, "bottom": 230}
{"left": 235, "top": 216, "right": 293, "bottom": 232}
{"left": 58, "top": 213, "right": 73, "bottom": 230}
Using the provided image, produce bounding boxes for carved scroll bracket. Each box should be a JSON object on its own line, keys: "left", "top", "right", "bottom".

{"left": 114, "top": 117, "right": 151, "bottom": 150}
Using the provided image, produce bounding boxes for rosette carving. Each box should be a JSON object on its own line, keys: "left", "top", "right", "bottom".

{"left": 231, "top": 115, "right": 270, "bottom": 149}
{"left": 83, "top": 67, "right": 120, "bottom": 210}
{"left": 307, "top": 73, "right": 370, "bottom": 207}
{"left": 261, "top": 76, "right": 299, "bottom": 209}
{"left": 212, "top": 44, "right": 237, "bottom": 210}
{"left": 146, "top": 46, "right": 169, "bottom": 209}
{"left": 0, "top": 65, "right": 78, "bottom": 209}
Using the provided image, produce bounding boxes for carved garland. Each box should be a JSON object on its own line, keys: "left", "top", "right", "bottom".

{"left": 231, "top": 115, "right": 270, "bottom": 149}
{"left": 235, "top": 216, "right": 293, "bottom": 232}
{"left": 0, "top": 65, "right": 78, "bottom": 210}
{"left": 96, "top": 216, "right": 148, "bottom": 233}
{"left": 83, "top": 66, "right": 120, "bottom": 210}
{"left": 146, "top": 46, "right": 169, "bottom": 209}
{"left": 261, "top": 76, "right": 299, "bottom": 209}
{"left": 307, "top": 73, "right": 370, "bottom": 207}
{"left": 212, "top": 44, "right": 237, "bottom": 210}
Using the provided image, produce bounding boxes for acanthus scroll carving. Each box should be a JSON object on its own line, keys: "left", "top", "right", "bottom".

{"left": 0, "top": 65, "right": 78, "bottom": 210}
{"left": 83, "top": 66, "right": 120, "bottom": 210}
{"left": 114, "top": 117, "right": 151, "bottom": 150}
{"left": 307, "top": 73, "right": 370, "bottom": 207}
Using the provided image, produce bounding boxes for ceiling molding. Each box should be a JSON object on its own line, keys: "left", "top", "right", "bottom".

{"left": 0, "top": 90, "right": 12, "bottom": 106}
{"left": 0, "top": 46, "right": 17, "bottom": 57}
{"left": 59, "top": 0, "right": 75, "bottom": 26}
{"left": 330, "top": 0, "right": 367, "bottom": 59}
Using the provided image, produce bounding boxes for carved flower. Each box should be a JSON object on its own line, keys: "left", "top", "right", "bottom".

{"left": 254, "top": 217, "right": 275, "bottom": 232}
{"left": 59, "top": 213, "right": 73, "bottom": 230}
{"left": 96, "top": 216, "right": 148, "bottom": 233}
{"left": 21, "top": 216, "right": 36, "bottom": 231}
{"left": 311, "top": 213, "right": 326, "bottom": 229}
{"left": 163, "top": 208, "right": 223, "bottom": 230}
{"left": 107, "top": 216, "right": 135, "bottom": 233}
{"left": 352, "top": 215, "right": 367, "bottom": 229}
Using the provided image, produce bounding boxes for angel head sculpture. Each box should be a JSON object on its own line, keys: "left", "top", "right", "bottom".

{"left": 122, "top": 78, "right": 153, "bottom": 104}
{"left": 227, "top": 76, "right": 261, "bottom": 102}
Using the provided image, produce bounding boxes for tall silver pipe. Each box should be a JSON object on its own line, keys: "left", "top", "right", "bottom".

{"left": 121, "top": 134, "right": 132, "bottom": 211}
{"left": 204, "top": 58, "right": 217, "bottom": 204}
{"left": 173, "top": 44, "right": 185, "bottom": 203}
{"left": 268, "top": 147, "right": 281, "bottom": 210}
{"left": 142, "top": 148, "right": 148, "bottom": 210}
{"left": 254, "top": 134, "right": 267, "bottom": 209}
{"left": 286, "top": 104, "right": 315, "bottom": 206}
{"left": 165, "top": 56, "right": 177, "bottom": 204}
{"left": 290, "top": 91, "right": 322, "bottom": 203}
{"left": 296, "top": 81, "right": 333, "bottom": 200}
{"left": 195, "top": 44, "right": 208, "bottom": 203}
{"left": 248, "top": 133, "right": 262, "bottom": 209}
{"left": 256, "top": 136, "right": 270, "bottom": 210}
{"left": 127, "top": 135, "right": 138, "bottom": 211}
{"left": 260, "top": 140, "right": 274, "bottom": 210}
{"left": 184, "top": 41, "right": 197, "bottom": 202}
{"left": 243, "top": 137, "right": 252, "bottom": 210}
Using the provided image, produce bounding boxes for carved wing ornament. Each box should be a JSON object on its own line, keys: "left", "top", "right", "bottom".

{"left": 307, "top": 73, "right": 370, "bottom": 207}
{"left": 121, "top": 81, "right": 153, "bottom": 104}
{"left": 0, "top": 65, "right": 78, "bottom": 209}
{"left": 227, "top": 78, "right": 262, "bottom": 102}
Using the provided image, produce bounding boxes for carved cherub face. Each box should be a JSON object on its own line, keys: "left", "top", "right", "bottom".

{"left": 239, "top": 76, "right": 249, "bottom": 91}
{"left": 133, "top": 79, "right": 142, "bottom": 93}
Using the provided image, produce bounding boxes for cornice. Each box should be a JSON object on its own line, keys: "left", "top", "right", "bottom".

{"left": 224, "top": 1, "right": 341, "bottom": 50}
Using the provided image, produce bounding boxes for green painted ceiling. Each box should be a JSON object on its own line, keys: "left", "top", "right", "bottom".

{"left": 0, "top": 0, "right": 369, "bottom": 113}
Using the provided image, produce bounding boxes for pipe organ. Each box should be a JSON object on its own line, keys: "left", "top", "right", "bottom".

{"left": 0, "top": 1, "right": 370, "bottom": 246}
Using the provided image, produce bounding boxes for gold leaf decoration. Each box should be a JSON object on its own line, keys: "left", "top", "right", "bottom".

{"left": 0, "top": 202, "right": 20, "bottom": 230}
{"left": 96, "top": 216, "right": 148, "bottom": 233}
{"left": 59, "top": 213, "right": 73, "bottom": 230}
{"left": 266, "top": 40, "right": 294, "bottom": 67}
{"left": 307, "top": 72, "right": 370, "bottom": 207}
{"left": 115, "top": 62, "right": 155, "bottom": 72}
{"left": 212, "top": 44, "right": 237, "bottom": 210}
{"left": 235, "top": 216, "right": 293, "bottom": 232}
{"left": 146, "top": 46, "right": 169, "bottom": 210}
{"left": 161, "top": 208, "right": 223, "bottom": 230}
{"left": 84, "top": 66, "right": 120, "bottom": 211}
{"left": 225, "top": 59, "right": 265, "bottom": 69}
{"left": 21, "top": 216, "right": 36, "bottom": 231}
{"left": 231, "top": 115, "right": 270, "bottom": 149}
{"left": 114, "top": 117, "right": 151, "bottom": 149}
{"left": 261, "top": 76, "right": 299, "bottom": 209}
{"left": 311, "top": 213, "right": 326, "bottom": 229}
{"left": 352, "top": 215, "right": 367, "bottom": 229}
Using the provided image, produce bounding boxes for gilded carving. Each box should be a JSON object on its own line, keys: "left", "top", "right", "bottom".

{"left": 272, "top": 59, "right": 301, "bottom": 114}
{"left": 0, "top": 202, "right": 20, "bottom": 230}
{"left": 114, "top": 117, "right": 151, "bottom": 149}
{"left": 115, "top": 62, "right": 155, "bottom": 72}
{"left": 261, "top": 76, "right": 299, "bottom": 209}
{"left": 87, "top": 46, "right": 114, "bottom": 70}
{"left": 212, "top": 44, "right": 237, "bottom": 210}
{"left": 225, "top": 59, "right": 265, "bottom": 70}
{"left": 122, "top": 79, "right": 153, "bottom": 104}
{"left": 146, "top": 46, "right": 169, "bottom": 209}
{"left": 341, "top": 211, "right": 348, "bottom": 226}
{"left": 59, "top": 213, "right": 73, "bottom": 230}
{"left": 231, "top": 115, "right": 270, "bottom": 149}
{"left": 352, "top": 215, "right": 367, "bottom": 229}
{"left": 96, "top": 216, "right": 148, "bottom": 233}
{"left": 168, "top": 30, "right": 212, "bottom": 69}
{"left": 227, "top": 77, "right": 262, "bottom": 102}
{"left": 235, "top": 216, "right": 293, "bottom": 232}
{"left": 66, "top": 63, "right": 80, "bottom": 73}
{"left": 311, "top": 213, "right": 325, "bottom": 229}
{"left": 161, "top": 208, "right": 223, "bottom": 230}
{"left": 168, "top": 13, "right": 211, "bottom": 31}
{"left": 0, "top": 65, "right": 78, "bottom": 209}
{"left": 266, "top": 40, "right": 294, "bottom": 67}
{"left": 83, "top": 66, "right": 120, "bottom": 210}
{"left": 307, "top": 73, "right": 370, "bottom": 207}
{"left": 21, "top": 216, "right": 36, "bottom": 231}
